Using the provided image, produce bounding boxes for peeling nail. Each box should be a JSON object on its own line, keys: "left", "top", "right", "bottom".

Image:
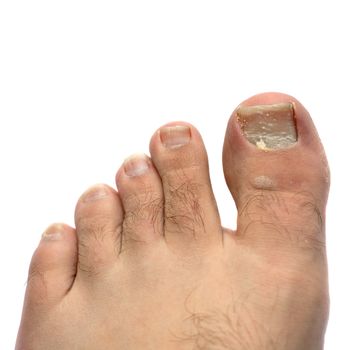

{"left": 237, "top": 103, "right": 297, "bottom": 150}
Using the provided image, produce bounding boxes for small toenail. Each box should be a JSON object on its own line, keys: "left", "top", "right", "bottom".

{"left": 160, "top": 125, "right": 191, "bottom": 149}
{"left": 41, "top": 231, "right": 62, "bottom": 241}
{"left": 124, "top": 153, "right": 150, "bottom": 177}
{"left": 83, "top": 186, "right": 109, "bottom": 202}
{"left": 237, "top": 103, "right": 297, "bottom": 150}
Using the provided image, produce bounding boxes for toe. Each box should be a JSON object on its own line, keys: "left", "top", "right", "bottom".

{"left": 116, "top": 153, "right": 164, "bottom": 251}
{"left": 223, "top": 92, "right": 330, "bottom": 255}
{"left": 150, "top": 122, "right": 222, "bottom": 252}
{"left": 74, "top": 184, "right": 123, "bottom": 282}
{"left": 26, "top": 223, "right": 77, "bottom": 304}
{"left": 17, "top": 223, "right": 77, "bottom": 349}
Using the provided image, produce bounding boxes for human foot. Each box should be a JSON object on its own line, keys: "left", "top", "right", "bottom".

{"left": 16, "top": 93, "right": 330, "bottom": 350}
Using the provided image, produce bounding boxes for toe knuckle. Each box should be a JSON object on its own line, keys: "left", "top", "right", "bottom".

{"left": 78, "top": 214, "right": 120, "bottom": 240}
{"left": 239, "top": 190, "right": 325, "bottom": 254}
{"left": 124, "top": 190, "right": 163, "bottom": 222}
{"left": 122, "top": 190, "right": 163, "bottom": 238}
{"left": 165, "top": 179, "right": 205, "bottom": 235}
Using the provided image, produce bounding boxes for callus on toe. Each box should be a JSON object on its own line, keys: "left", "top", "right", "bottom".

{"left": 237, "top": 103, "right": 297, "bottom": 150}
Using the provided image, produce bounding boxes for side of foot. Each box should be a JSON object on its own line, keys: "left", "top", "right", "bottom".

{"left": 16, "top": 93, "right": 329, "bottom": 350}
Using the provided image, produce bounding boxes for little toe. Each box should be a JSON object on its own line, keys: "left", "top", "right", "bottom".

{"left": 16, "top": 223, "right": 77, "bottom": 349}
{"left": 223, "top": 92, "right": 330, "bottom": 255}
{"left": 74, "top": 184, "right": 123, "bottom": 282}
{"left": 150, "top": 122, "right": 222, "bottom": 253}
{"left": 25, "top": 223, "right": 77, "bottom": 305}
{"left": 115, "top": 153, "right": 164, "bottom": 251}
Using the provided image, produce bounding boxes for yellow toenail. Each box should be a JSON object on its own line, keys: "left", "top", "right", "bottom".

{"left": 160, "top": 125, "right": 191, "bottom": 149}
{"left": 237, "top": 103, "right": 297, "bottom": 150}
{"left": 124, "top": 153, "right": 150, "bottom": 177}
{"left": 41, "top": 231, "right": 62, "bottom": 241}
{"left": 83, "top": 186, "right": 109, "bottom": 202}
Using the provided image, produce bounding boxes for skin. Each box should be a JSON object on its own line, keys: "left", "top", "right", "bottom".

{"left": 16, "top": 92, "right": 330, "bottom": 350}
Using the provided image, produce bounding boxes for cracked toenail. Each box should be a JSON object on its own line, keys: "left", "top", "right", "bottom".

{"left": 237, "top": 103, "right": 297, "bottom": 150}
{"left": 83, "top": 186, "right": 109, "bottom": 202}
{"left": 160, "top": 125, "right": 191, "bottom": 148}
{"left": 124, "top": 153, "right": 150, "bottom": 177}
{"left": 41, "top": 231, "right": 62, "bottom": 241}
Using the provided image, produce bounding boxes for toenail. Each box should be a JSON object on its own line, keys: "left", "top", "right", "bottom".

{"left": 41, "top": 231, "right": 62, "bottom": 241}
{"left": 160, "top": 125, "right": 191, "bottom": 149}
{"left": 83, "top": 186, "right": 109, "bottom": 202}
{"left": 237, "top": 103, "right": 297, "bottom": 150}
{"left": 124, "top": 153, "right": 150, "bottom": 177}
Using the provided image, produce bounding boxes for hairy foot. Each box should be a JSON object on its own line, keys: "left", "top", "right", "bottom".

{"left": 16, "top": 93, "right": 330, "bottom": 350}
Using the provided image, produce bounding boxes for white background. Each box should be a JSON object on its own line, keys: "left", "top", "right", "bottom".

{"left": 0, "top": 1, "right": 348, "bottom": 349}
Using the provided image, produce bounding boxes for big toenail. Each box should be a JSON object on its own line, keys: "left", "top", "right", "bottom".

{"left": 83, "top": 186, "right": 109, "bottom": 202}
{"left": 160, "top": 125, "right": 191, "bottom": 148}
{"left": 124, "top": 153, "right": 150, "bottom": 177}
{"left": 237, "top": 103, "right": 297, "bottom": 150}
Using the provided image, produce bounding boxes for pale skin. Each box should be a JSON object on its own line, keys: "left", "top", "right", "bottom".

{"left": 16, "top": 92, "right": 330, "bottom": 350}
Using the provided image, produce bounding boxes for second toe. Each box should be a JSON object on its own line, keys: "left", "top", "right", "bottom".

{"left": 150, "top": 122, "right": 222, "bottom": 254}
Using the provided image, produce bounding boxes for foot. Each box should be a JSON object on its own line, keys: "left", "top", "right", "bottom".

{"left": 16, "top": 92, "right": 330, "bottom": 350}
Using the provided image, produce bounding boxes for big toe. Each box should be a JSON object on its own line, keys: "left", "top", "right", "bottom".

{"left": 223, "top": 92, "right": 330, "bottom": 255}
